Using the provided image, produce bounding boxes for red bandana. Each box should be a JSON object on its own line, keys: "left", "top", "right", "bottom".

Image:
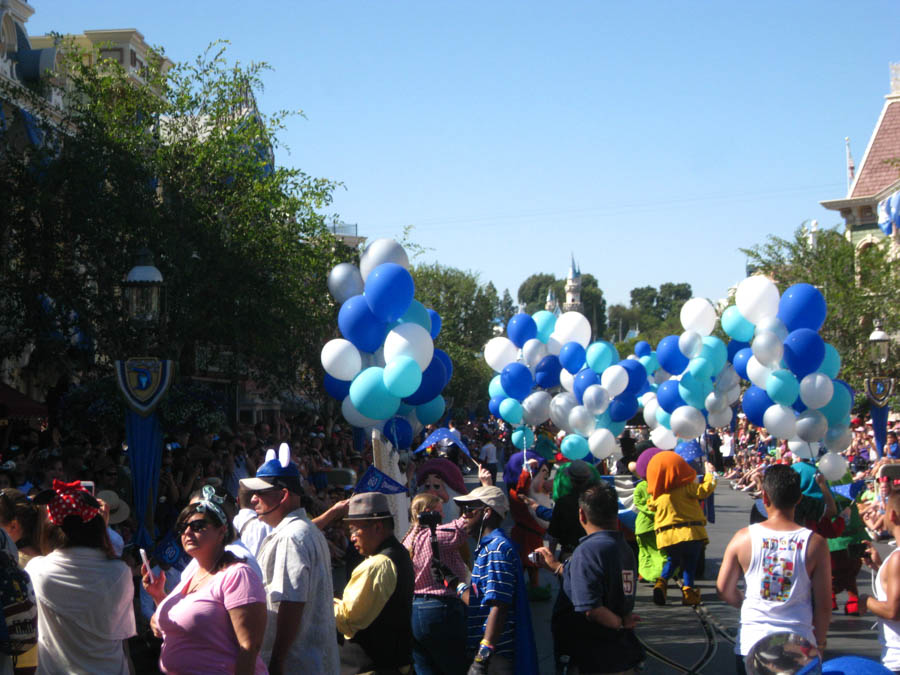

{"left": 47, "top": 479, "right": 99, "bottom": 525}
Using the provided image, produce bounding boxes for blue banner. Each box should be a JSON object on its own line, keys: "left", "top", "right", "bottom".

{"left": 872, "top": 404, "right": 890, "bottom": 460}
{"left": 127, "top": 410, "right": 163, "bottom": 549}
{"left": 355, "top": 465, "right": 408, "bottom": 495}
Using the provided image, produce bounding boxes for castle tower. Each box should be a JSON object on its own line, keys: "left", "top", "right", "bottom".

{"left": 544, "top": 287, "right": 559, "bottom": 315}
{"left": 562, "top": 254, "right": 583, "bottom": 313}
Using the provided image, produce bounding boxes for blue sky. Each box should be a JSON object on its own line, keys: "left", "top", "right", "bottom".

{"left": 28, "top": 1, "right": 900, "bottom": 309}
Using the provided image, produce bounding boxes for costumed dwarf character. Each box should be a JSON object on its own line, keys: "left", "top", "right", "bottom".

{"left": 509, "top": 457, "right": 554, "bottom": 599}
{"left": 633, "top": 446, "right": 667, "bottom": 582}
{"left": 825, "top": 470, "right": 868, "bottom": 615}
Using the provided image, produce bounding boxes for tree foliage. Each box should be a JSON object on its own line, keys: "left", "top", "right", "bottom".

{"left": 0, "top": 41, "right": 346, "bottom": 398}
{"left": 607, "top": 281, "right": 693, "bottom": 352}
{"left": 516, "top": 272, "right": 607, "bottom": 338}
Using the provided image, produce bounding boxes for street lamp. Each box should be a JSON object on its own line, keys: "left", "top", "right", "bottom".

{"left": 866, "top": 318, "right": 895, "bottom": 459}
{"left": 123, "top": 248, "right": 164, "bottom": 324}
{"left": 869, "top": 319, "right": 890, "bottom": 372}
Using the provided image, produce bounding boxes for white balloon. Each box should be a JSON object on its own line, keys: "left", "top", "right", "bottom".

{"left": 341, "top": 396, "right": 379, "bottom": 428}
{"left": 582, "top": 385, "right": 611, "bottom": 415}
{"left": 522, "top": 391, "right": 552, "bottom": 426}
{"left": 788, "top": 438, "right": 816, "bottom": 460}
{"left": 799, "top": 372, "right": 834, "bottom": 410}
{"left": 755, "top": 316, "right": 788, "bottom": 342}
{"left": 736, "top": 275, "right": 781, "bottom": 324}
{"left": 726, "top": 384, "right": 742, "bottom": 405}
{"left": 589, "top": 428, "right": 617, "bottom": 460}
{"left": 600, "top": 365, "right": 628, "bottom": 398}
{"left": 679, "top": 330, "right": 704, "bottom": 359}
{"left": 817, "top": 452, "right": 849, "bottom": 482}
{"left": 705, "top": 391, "right": 729, "bottom": 413}
{"left": 680, "top": 298, "right": 717, "bottom": 336}
{"left": 752, "top": 331, "right": 784, "bottom": 368}
{"left": 549, "top": 392, "right": 578, "bottom": 431}
{"left": 824, "top": 425, "right": 852, "bottom": 453}
{"left": 708, "top": 407, "right": 733, "bottom": 428}
{"left": 484, "top": 337, "right": 518, "bottom": 372}
{"left": 715, "top": 364, "right": 740, "bottom": 392}
{"left": 522, "top": 339, "right": 548, "bottom": 367}
{"left": 384, "top": 323, "right": 434, "bottom": 371}
{"left": 320, "top": 338, "right": 362, "bottom": 381}
{"left": 327, "top": 263, "right": 365, "bottom": 304}
{"left": 643, "top": 397, "right": 660, "bottom": 429}
{"left": 671, "top": 405, "right": 705, "bottom": 440}
{"left": 795, "top": 409, "right": 828, "bottom": 442}
{"left": 569, "top": 405, "right": 596, "bottom": 437}
{"left": 560, "top": 368, "right": 575, "bottom": 392}
{"left": 553, "top": 311, "right": 592, "bottom": 348}
{"left": 763, "top": 404, "right": 796, "bottom": 440}
{"left": 650, "top": 425, "right": 678, "bottom": 450}
{"left": 359, "top": 238, "right": 410, "bottom": 281}
{"left": 746, "top": 355, "right": 774, "bottom": 389}
{"left": 546, "top": 335, "right": 563, "bottom": 356}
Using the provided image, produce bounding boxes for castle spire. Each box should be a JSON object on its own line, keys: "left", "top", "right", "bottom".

{"left": 845, "top": 136, "right": 855, "bottom": 196}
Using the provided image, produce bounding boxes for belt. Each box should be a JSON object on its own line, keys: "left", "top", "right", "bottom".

{"left": 655, "top": 520, "right": 705, "bottom": 534}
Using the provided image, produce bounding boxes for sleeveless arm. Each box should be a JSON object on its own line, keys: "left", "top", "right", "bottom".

{"left": 806, "top": 533, "right": 832, "bottom": 647}
{"left": 716, "top": 527, "right": 749, "bottom": 609}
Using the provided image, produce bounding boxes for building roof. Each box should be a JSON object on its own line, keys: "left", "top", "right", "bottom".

{"left": 850, "top": 97, "right": 900, "bottom": 199}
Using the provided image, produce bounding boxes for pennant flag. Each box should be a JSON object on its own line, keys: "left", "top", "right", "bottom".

{"left": 831, "top": 480, "right": 866, "bottom": 501}
{"left": 153, "top": 529, "right": 182, "bottom": 567}
{"left": 413, "top": 428, "right": 471, "bottom": 456}
{"left": 355, "top": 465, "right": 408, "bottom": 495}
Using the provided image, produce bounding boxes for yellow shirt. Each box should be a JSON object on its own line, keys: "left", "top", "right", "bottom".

{"left": 333, "top": 553, "right": 397, "bottom": 639}
{"left": 648, "top": 472, "right": 716, "bottom": 548}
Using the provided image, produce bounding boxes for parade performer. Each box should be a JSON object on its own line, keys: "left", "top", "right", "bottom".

{"left": 633, "top": 446, "right": 666, "bottom": 582}
{"left": 828, "top": 473, "right": 868, "bottom": 616}
{"left": 646, "top": 451, "right": 717, "bottom": 606}
{"left": 509, "top": 457, "right": 554, "bottom": 599}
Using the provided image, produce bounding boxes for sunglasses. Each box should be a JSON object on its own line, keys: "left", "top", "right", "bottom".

{"left": 177, "top": 520, "right": 210, "bottom": 536}
{"left": 461, "top": 504, "right": 485, "bottom": 515}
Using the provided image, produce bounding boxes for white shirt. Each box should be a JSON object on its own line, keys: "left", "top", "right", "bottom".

{"left": 234, "top": 508, "right": 273, "bottom": 557}
{"left": 257, "top": 508, "right": 339, "bottom": 675}
{"left": 721, "top": 434, "right": 734, "bottom": 458}
{"left": 27, "top": 547, "right": 136, "bottom": 675}
{"left": 481, "top": 442, "right": 497, "bottom": 464}
{"left": 876, "top": 548, "right": 900, "bottom": 669}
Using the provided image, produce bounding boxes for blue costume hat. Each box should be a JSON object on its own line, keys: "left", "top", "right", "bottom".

{"left": 240, "top": 443, "right": 302, "bottom": 494}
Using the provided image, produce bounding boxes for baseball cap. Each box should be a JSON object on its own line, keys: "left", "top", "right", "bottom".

{"left": 453, "top": 485, "right": 509, "bottom": 518}
{"left": 240, "top": 458, "right": 302, "bottom": 494}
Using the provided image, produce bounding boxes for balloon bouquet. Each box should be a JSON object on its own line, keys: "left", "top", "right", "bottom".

{"left": 320, "top": 239, "right": 452, "bottom": 449}
{"left": 486, "top": 275, "right": 851, "bottom": 478}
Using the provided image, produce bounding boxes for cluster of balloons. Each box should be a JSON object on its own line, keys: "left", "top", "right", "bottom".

{"left": 321, "top": 239, "right": 451, "bottom": 449}
{"left": 484, "top": 308, "right": 646, "bottom": 462}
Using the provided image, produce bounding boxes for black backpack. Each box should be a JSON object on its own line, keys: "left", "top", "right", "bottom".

{"left": 0, "top": 550, "right": 37, "bottom": 655}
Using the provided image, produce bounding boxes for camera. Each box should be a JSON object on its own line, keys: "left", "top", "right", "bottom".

{"left": 528, "top": 551, "right": 542, "bottom": 565}
{"left": 418, "top": 510, "right": 442, "bottom": 529}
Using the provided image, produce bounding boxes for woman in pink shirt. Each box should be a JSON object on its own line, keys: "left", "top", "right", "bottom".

{"left": 143, "top": 487, "right": 268, "bottom": 674}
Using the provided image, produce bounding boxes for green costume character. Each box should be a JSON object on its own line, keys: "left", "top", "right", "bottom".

{"left": 633, "top": 479, "right": 666, "bottom": 581}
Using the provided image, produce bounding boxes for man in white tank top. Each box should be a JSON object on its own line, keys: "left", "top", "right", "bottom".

{"left": 860, "top": 491, "right": 900, "bottom": 673}
{"left": 716, "top": 464, "right": 832, "bottom": 674}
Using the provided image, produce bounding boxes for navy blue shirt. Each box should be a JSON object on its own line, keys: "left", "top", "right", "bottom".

{"left": 467, "top": 528, "right": 519, "bottom": 657}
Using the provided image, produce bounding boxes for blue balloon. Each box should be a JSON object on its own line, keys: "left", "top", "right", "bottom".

{"left": 742, "top": 386, "right": 775, "bottom": 427}
{"left": 573, "top": 367, "right": 600, "bottom": 404}
{"left": 383, "top": 355, "right": 422, "bottom": 398}
{"left": 727, "top": 339, "right": 750, "bottom": 364}
{"left": 766, "top": 369, "right": 800, "bottom": 406}
{"left": 532, "top": 310, "right": 557, "bottom": 343}
{"left": 655, "top": 406, "right": 672, "bottom": 429}
{"left": 792, "top": 397, "right": 807, "bottom": 413}
{"left": 657, "top": 335, "right": 689, "bottom": 375}
{"left": 595, "top": 410, "right": 612, "bottom": 429}
{"left": 433, "top": 348, "right": 453, "bottom": 387}
{"left": 784, "top": 328, "right": 825, "bottom": 378}
{"left": 561, "top": 434, "right": 590, "bottom": 460}
{"left": 634, "top": 340, "right": 652, "bottom": 358}
{"left": 607, "top": 420, "right": 626, "bottom": 437}
{"left": 535, "top": 355, "right": 562, "bottom": 389}
{"left": 619, "top": 359, "right": 648, "bottom": 397}
{"left": 395, "top": 299, "right": 432, "bottom": 333}
{"left": 404, "top": 356, "right": 447, "bottom": 405}
{"left": 819, "top": 342, "right": 841, "bottom": 378}
{"left": 733, "top": 347, "right": 753, "bottom": 381}
{"left": 507, "top": 313, "right": 538, "bottom": 348}
{"left": 338, "top": 295, "right": 388, "bottom": 353}
{"left": 511, "top": 426, "right": 535, "bottom": 450}
{"left": 417, "top": 395, "right": 446, "bottom": 425}
{"left": 700, "top": 336, "right": 727, "bottom": 374}
{"left": 397, "top": 402, "right": 414, "bottom": 416}
{"left": 488, "top": 375, "right": 506, "bottom": 398}
{"left": 678, "top": 372, "right": 712, "bottom": 409}
{"left": 721, "top": 305, "right": 755, "bottom": 342}
{"left": 489, "top": 395, "right": 505, "bottom": 418}
{"left": 427, "top": 309, "right": 442, "bottom": 339}
{"left": 822, "top": 655, "right": 891, "bottom": 675}
{"left": 657, "top": 380, "right": 687, "bottom": 414}
{"left": 675, "top": 439, "right": 703, "bottom": 464}
{"left": 499, "top": 397, "right": 524, "bottom": 424}
{"left": 778, "top": 283, "right": 827, "bottom": 332}
{"left": 560, "top": 341, "right": 587, "bottom": 374}
{"left": 688, "top": 357, "right": 714, "bottom": 380}
{"left": 638, "top": 352, "right": 660, "bottom": 375}
{"left": 586, "top": 341, "right": 618, "bottom": 374}
{"left": 364, "top": 263, "right": 414, "bottom": 322}
{"left": 382, "top": 416, "right": 413, "bottom": 449}
{"left": 500, "top": 362, "right": 534, "bottom": 401}
{"left": 349, "top": 367, "right": 401, "bottom": 420}
{"left": 609, "top": 394, "right": 639, "bottom": 422}
{"left": 324, "top": 373, "right": 351, "bottom": 400}
{"left": 820, "top": 378, "right": 852, "bottom": 426}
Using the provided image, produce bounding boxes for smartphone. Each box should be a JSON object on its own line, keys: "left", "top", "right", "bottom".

{"left": 140, "top": 548, "right": 155, "bottom": 582}
{"left": 80, "top": 481, "right": 95, "bottom": 496}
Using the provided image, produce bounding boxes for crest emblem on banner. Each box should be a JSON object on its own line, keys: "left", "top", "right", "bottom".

{"left": 114, "top": 358, "right": 174, "bottom": 416}
{"left": 865, "top": 377, "right": 895, "bottom": 408}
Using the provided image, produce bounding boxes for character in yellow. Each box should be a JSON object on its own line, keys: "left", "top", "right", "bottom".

{"left": 646, "top": 451, "right": 716, "bottom": 606}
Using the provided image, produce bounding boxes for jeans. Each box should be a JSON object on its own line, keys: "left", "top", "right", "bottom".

{"left": 660, "top": 539, "right": 703, "bottom": 587}
{"left": 411, "top": 595, "right": 468, "bottom": 675}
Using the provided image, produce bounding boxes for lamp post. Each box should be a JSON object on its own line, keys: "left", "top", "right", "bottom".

{"left": 866, "top": 319, "right": 894, "bottom": 459}
{"left": 114, "top": 248, "right": 173, "bottom": 549}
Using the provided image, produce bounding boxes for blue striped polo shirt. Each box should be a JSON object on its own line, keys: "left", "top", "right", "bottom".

{"left": 466, "top": 528, "right": 518, "bottom": 656}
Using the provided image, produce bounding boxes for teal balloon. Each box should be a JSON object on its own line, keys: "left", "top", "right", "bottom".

{"left": 688, "top": 357, "right": 714, "bottom": 379}
{"left": 595, "top": 411, "right": 612, "bottom": 429}
{"left": 655, "top": 406, "right": 672, "bottom": 429}
{"left": 766, "top": 369, "right": 800, "bottom": 406}
{"left": 488, "top": 375, "right": 507, "bottom": 399}
{"left": 820, "top": 380, "right": 851, "bottom": 426}
{"left": 396, "top": 300, "right": 432, "bottom": 332}
{"left": 512, "top": 426, "right": 535, "bottom": 450}
{"left": 700, "top": 336, "right": 727, "bottom": 374}
{"left": 678, "top": 372, "right": 713, "bottom": 409}
{"left": 608, "top": 420, "right": 626, "bottom": 437}
{"left": 639, "top": 352, "right": 660, "bottom": 374}
{"left": 819, "top": 343, "right": 841, "bottom": 378}
{"left": 383, "top": 356, "right": 422, "bottom": 398}
{"left": 532, "top": 310, "right": 557, "bottom": 343}
{"left": 349, "top": 367, "right": 401, "bottom": 420}
{"left": 586, "top": 341, "right": 618, "bottom": 374}
{"left": 397, "top": 402, "right": 414, "bottom": 415}
{"left": 416, "top": 395, "right": 446, "bottom": 425}
{"left": 561, "top": 434, "right": 590, "bottom": 460}
{"left": 499, "top": 398, "right": 524, "bottom": 425}
{"left": 722, "top": 305, "right": 755, "bottom": 342}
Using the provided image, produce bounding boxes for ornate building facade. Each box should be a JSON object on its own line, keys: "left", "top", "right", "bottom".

{"left": 562, "top": 254, "right": 583, "bottom": 313}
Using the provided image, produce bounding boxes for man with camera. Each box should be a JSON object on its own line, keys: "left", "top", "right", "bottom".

{"left": 859, "top": 490, "right": 900, "bottom": 672}
{"left": 534, "top": 481, "right": 643, "bottom": 675}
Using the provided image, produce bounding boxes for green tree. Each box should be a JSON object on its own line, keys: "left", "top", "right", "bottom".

{"left": 609, "top": 282, "right": 693, "bottom": 352}
{"left": 0, "top": 42, "right": 345, "bottom": 399}
{"left": 498, "top": 289, "right": 517, "bottom": 327}
{"left": 517, "top": 273, "right": 556, "bottom": 314}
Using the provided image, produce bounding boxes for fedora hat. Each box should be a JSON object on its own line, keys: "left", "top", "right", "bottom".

{"left": 344, "top": 492, "right": 392, "bottom": 521}
{"left": 97, "top": 490, "right": 130, "bottom": 525}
